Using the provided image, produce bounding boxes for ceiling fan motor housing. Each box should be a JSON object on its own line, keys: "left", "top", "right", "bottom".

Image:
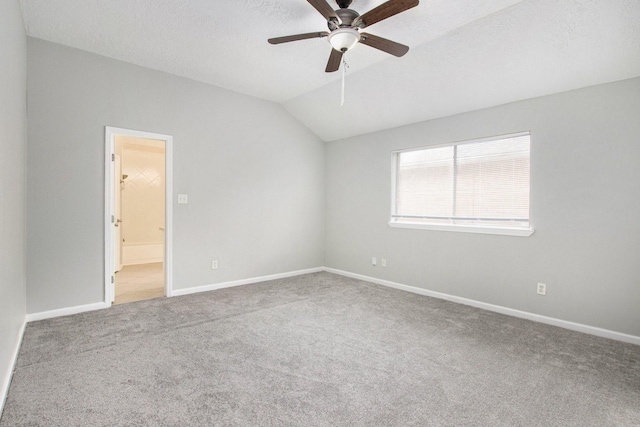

{"left": 336, "top": 0, "right": 353, "bottom": 8}
{"left": 328, "top": 8, "right": 361, "bottom": 30}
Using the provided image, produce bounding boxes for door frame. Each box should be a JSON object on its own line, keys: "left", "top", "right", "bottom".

{"left": 114, "top": 153, "right": 123, "bottom": 272}
{"left": 104, "top": 126, "right": 174, "bottom": 305}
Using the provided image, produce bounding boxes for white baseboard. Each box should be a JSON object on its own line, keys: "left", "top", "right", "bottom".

{"left": 123, "top": 258, "right": 163, "bottom": 266}
{"left": 22, "top": 266, "right": 638, "bottom": 346}
{"left": 24, "top": 268, "right": 325, "bottom": 322}
{"left": 171, "top": 267, "right": 325, "bottom": 297}
{"left": 26, "top": 302, "right": 110, "bottom": 323}
{"left": 122, "top": 244, "right": 163, "bottom": 266}
{"left": 324, "top": 267, "right": 640, "bottom": 346}
{"left": 1, "top": 318, "right": 26, "bottom": 417}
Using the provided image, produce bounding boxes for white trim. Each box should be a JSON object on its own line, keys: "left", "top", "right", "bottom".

{"left": 164, "top": 138, "right": 174, "bottom": 300}
{"left": 123, "top": 258, "right": 164, "bottom": 266}
{"left": 19, "top": 266, "right": 638, "bottom": 346}
{"left": 104, "top": 129, "right": 114, "bottom": 303}
{"left": 26, "top": 302, "right": 110, "bottom": 323}
{"left": 390, "top": 154, "right": 398, "bottom": 222}
{"left": 389, "top": 221, "right": 534, "bottom": 237}
{"left": 391, "top": 131, "right": 532, "bottom": 154}
{"left": 324, "top": 267, "right": 640, "bottom": 346}
{"left": 21, "top": 268, "right": 324, "bottom": 321}
{"left": 390, "top": 131, "right": 532, "bottom": 238}
{"left": 105, "top": 127, "right": 174, "bottom": 305}
{"left": 0, "top": 319, "right": 26, "bottom": 417}
{"left": 171, "top": 267, "right": 324, "bottom": 297}
{"left": 122, "top": 244, "right": 164, "bottom": 266}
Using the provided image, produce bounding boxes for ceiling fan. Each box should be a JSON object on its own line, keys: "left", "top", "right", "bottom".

{"left": 268, "top": 0, "right": 419, "bottom": 72}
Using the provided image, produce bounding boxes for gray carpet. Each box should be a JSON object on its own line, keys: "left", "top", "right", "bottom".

{"left": 1, "top": 272, "right": 639, "bottom": 426}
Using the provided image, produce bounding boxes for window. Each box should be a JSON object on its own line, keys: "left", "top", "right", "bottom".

{"left": 390, "top": 132, "right": 532, "bottom": 236}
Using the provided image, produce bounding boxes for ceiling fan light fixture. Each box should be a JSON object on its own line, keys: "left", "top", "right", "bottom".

{"left": 328, "top": 28, "right": 360, "bottom": 52}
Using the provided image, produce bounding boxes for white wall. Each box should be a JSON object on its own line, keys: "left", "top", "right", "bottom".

{"left": 0, "top": 0, "right": 27, "bottom": 411}
{"left": 325, "top": 77, "right": 640, "bottom": 337}
{"left": 26, "top": 38, "right": 325, "bottom": 313}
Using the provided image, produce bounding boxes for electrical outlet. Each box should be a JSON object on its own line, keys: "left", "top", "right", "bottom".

{"left": 381, "top": 258, "right": 387, "bottom": 267}
{"left": 372, "top": 257, "right": 377, "bottom": 266}
{"left": 211, "top": 260, "right": 218, "bottom": 270}
{"left": 537, "top": 282, "right": 546, "bottom": 296}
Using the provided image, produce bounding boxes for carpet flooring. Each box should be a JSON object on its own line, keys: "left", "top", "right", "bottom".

{"left": 1, "top": 272, "right": 639, "bottom": 426}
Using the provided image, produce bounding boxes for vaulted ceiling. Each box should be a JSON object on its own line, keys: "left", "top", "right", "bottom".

{"left": 21, "top": 0, "right": 640, "bottom": 141}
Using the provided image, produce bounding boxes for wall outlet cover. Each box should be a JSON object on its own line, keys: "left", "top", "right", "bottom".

{"left": 537, "top": 282, "right": 547, "bottom": 295}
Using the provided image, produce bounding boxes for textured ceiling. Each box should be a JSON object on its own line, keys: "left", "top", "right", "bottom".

{"left": 21, "top": 0, "right": 640, "bottom": 141}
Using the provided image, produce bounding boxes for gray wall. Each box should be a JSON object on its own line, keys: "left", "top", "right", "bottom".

{"left": 21, "top": 36, "right": 640, "bottom": 339}
{"left": 325, "top": 77, "right": 640, "bottom": 337}
{"left": 27, "top": 39, "right": 325, "bottom": 313}
{"left": 0, "top": 0, "right": 27, "bottom": 403}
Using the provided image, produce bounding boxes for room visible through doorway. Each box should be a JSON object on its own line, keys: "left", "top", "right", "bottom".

{"left": 115, "top": 262, "right": 164, "bottom": 304}
{"left": 105, "top": 126, "right": 173, "bottom": 306}
{"left": 114, "top": 136, "right": 165, "bottom": 304}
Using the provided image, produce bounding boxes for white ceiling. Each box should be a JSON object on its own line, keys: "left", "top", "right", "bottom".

{"left": 21, "top": 0, "right": 640, "bottom": 141}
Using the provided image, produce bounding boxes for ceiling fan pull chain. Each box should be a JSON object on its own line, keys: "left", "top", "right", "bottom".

{"left": 341, "top": 58, "right": 350, "bottom": 106}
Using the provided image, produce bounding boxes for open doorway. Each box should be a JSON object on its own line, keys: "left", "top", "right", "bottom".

{"left": 105, "top": 127, "right": 173, "bottom": 305}
{"left": 115, "top": 136, "right": 165, "bottom": 304}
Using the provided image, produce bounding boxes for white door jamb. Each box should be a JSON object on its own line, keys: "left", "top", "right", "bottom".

{"left": 104, "top": 126, "right": 174, "bottom": 305}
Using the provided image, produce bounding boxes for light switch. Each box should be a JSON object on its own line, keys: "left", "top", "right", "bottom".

{"left": 177, "top": 194, "right": 188, "bottom": 204}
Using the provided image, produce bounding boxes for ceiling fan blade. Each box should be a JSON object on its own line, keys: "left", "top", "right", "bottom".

{"left": 307, "top": 0, "right": 341, "bottom": 23}
{"left": 325, "top": 48, "right": 343, "bottom": 72}
{"left": 355, "top": 0, "right": 419, "bottom": 29}
{"left": 268, "top": 32, "right": 329, "bottom": 44}
{"left": 359, "top": 32, "right": 409, "bottom": 57}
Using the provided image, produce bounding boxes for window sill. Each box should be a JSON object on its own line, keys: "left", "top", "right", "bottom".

{"left": 388, "top": 221, "right": 534, "bottom": 237}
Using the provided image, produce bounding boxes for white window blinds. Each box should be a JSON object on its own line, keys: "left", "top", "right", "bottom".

{"left": 392, "top": 132, "right": 531, "bottom": 231}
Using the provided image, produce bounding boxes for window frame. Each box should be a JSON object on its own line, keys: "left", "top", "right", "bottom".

{"left": 389, "top": 132, "right": 534, "bottom": 237}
